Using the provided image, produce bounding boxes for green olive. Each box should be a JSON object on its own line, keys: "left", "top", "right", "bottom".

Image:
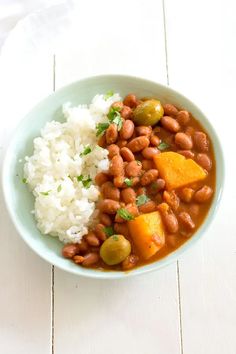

{"left": 100, "top": 235, "right": 131, "bottom": 265}
{"left": 133, "top": 99, "right": 164, "bottom": 126}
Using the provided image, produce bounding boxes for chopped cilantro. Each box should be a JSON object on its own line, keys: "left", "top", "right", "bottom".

{"left": 136, "top": 194, "right": 150, "bottom": 206}
{"left": 96, "top": 123, "right": 109, "bottom": 136}
{"left": 40, "top": 190, "right": 51, "bottom": 196}
{"left": 80, "top": 146, "right": 92, "bottom": 156}
{"left": 117, "top": 208, "right": 134, "bottom": 221}
{"left": 104, "top": 226, "right": 114, "bottom": 237}
{"left": 104, "top": 90, "right": 114, "bottom": 100}
{"left": 77, "top": 175, "right": 83, "bottom": 182}
{"left": 107, "top": 107, "right": 123, "bottom": 131}
{"left": 124, "top": 178, "right": 133, "bottom": 187}
{"left": 22, "top": 178, "right": 27, "bottom": 184}
{"left": 57, "top": 185, "right": 62, "bottom": 192}
{"left": 77, "top": 175, "right": 92, "bottom": 189}
{"left": 158, "top": 141, "right": 170, "bottom": 151}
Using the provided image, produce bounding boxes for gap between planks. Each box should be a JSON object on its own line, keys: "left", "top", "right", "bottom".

{"left": 162, "top": 1, "right": 183, "bottom": 353}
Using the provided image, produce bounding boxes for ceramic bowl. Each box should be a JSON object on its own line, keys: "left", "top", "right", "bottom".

{"left": 2, "top": 75, "right": 224, "bottom": 279}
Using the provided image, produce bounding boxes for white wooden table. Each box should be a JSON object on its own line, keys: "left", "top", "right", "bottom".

{"left": 0, "top": 1, "right": 235, "bottom": 353}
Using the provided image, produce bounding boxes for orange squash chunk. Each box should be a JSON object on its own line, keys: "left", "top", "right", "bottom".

{"left": 128, "top": 211, "right": 165, "bottom": 260}
{"left": 154, "top": 152, "right": 207, "bottom": 191}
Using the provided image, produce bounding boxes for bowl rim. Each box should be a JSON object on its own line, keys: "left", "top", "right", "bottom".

{"left": 2, "top": 74, "right": 225, "bottom": 279}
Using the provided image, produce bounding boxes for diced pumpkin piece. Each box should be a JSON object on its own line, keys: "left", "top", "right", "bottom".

{"left": 128, "top": 211, "right": 165, "bottom": 260}
{"left": 153, "top": 152, "right": 207, "bottom": 191}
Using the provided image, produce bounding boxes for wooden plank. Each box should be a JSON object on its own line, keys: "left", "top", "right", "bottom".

{"left": 0, "top": 53, "right": 52, "bottom": 354}
{"left": 164, "top": 1, "right": 236, "bottom": 353}
{"left": 54, "top": 1, "right": 181, "bottom": 353}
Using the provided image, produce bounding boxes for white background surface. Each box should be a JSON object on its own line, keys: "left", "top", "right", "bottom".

{"left": 0, "top": 1, "right": 235, "bottom": 353}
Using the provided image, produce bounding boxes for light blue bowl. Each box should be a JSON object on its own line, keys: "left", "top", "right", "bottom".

{"left": 2, "top": 75, "right": 224, "bottom": 279}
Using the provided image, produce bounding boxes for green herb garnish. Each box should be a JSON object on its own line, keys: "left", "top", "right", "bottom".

{"left": 107, "top": 107, "right": 123, "bottom": 131}
{"left": 22, "top": 178, "right": 27, "bottom": 184}
{"left": 77, "top": 175, "right": 92, "bottom": 188}
{"left": 104, "top": 90, "right": 114, "bottom": 100}
{"left": 136, "top": 194, "right": 150, "bottom": 206}
{"left": 158, "top": 141, "right": 170, "bottom": 151}
{"left": 124, "top": 178, "right": 133, "bottom": 187}
{"left": 82, "top": 177, "right": 92, "bottom": 188}
{"left": 104, "top": 226, "right": 114, "bottom": 237}
{"left": 80, "top": 146, "right": 92, "bottom": 156}
{"left": 117, "top": 208, "right": 134, "bottom": 221}
{"left": 57, "top": 185, "right": 62, "bottom": 192}
{"left": 40, "top": 190, "right": 51, "bottom": 196}
{"left": 96, "top": 122, "right": 110, "bottom": 136}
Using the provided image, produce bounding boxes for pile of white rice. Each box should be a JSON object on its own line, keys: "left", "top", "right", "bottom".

{"left": 24, "top": 93, "right": 121, "bottom": 243}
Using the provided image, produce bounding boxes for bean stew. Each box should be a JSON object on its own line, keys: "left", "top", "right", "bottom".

{"left": 62, "top": 94, "right": 215, "bottom": 271}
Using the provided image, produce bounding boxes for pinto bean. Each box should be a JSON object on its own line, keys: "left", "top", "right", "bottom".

{"left": 193, "top": 131, "right": 209, "bottom": 152}
{"left": 99, "top": 199, "right": 120, "bottom": 214}
{"left": 196, "top": 153, "right": 212, "bottom": 171}
{"left": 189, "top": 203, "right": 200, "bottom": 217}
{"left": 137, "top": 187, "right": 146, "bottom": 196}
{"left": 98, "top": 134, "right": 106, "bottom": 147}
{"left": 94, "top": 224, "right": 107, "bottom": 241}
{"left": 119, "top": 120, "right": 134, "bottom": 140}
{"left": 122, "top": 254, "right": 139, "bottom": 270}
{"left": 114, "top": 223, "right": 130, "bottom": 238}
{"left": 175, "top": 132, "right": 193, "bottom": 150}
{"left": 106, "top": 123, "right": 118, "bottom": 144}
{"left": 115, "top": 204, "right": 139, "bottom": 223}
{"left": 73, "top": 255, "right": 85, "bottom": 264}
{"left": 125, "top": 160, "right": 142, "bottom": 177}
{"left": 109, "top": 155, "right": 124, "bottom": 176}
{"left": 62, "top": 244, "right": 80, "bottom": 259}
{"left": 142, "top": 159, "right": 155, "bottom": 170}
{"left": 78, "top": 240, "right": 89, "bottom": 253}
{"left": 121, "top": 188, "right": 136, "bottom": 204}
{"left": 130, "top": 177, "right": 140, "bottom": 186}
{"left": 179, "top": 212, "right": 195, "bottom": 230}
{"left": 113, "top": 176, "right": 125, "bottom": 188}
{"left": 120, "top": 147, "right": 135, "bottom": 162}
{"left": 163, "top": 191, "right": 180, "bottom": 211}
{"left": 99, "top": 213, "right": 112, "bottom": 226}
{"left": 142, "top": 147, "right": 160, "bottom": 159}
{"left": 185, "top": 126, "right": 195, "bottom": 137}
{"left": 147, "top": 179, "right": 165, "bottom": 195}
{"left": 194, "top": 185, "right": 213, "bottom": 203}
{"left": 161, "top": 213, "right": 179, "bottom": 233}
{"left": 176, "top": 110, "right": 190, "bottom": 125}
{"left": 136, "top": 126, "right": 152, "bottom": 136}
{"left": 101, "top": 181, "right": 120, "bottom": 201}
{"left": 107, "top": 144, "right": 120, "bottom": 159}
{"left": 82, "top": 253, "right": 100, "bottom": 267}
{"left": 163, "top": 103, "right": 178, "bottom": 116}
{"left": 138, "top": 200, "right": 157, "bottom": 213}
{"left": 85, "top": 232, "right": 100, "bottom": 246}
{"left": 177, "top": 150, "right": 195, "bottom": 159}
{"left": 123, "top": 93, "right": 138, "bottom": 108}
{"left": 95, "top": 172, "right": 109, "bottom": 186}
{"left": 178, "top": 187, "right": 194, "bottom": 203}
{"left": 121, "top": 105, "right": 133, "bottom": 119}
{"left": 161, "top": 116, "right": 180, "bottom": 133}
{"left": 127, "top": 136, "right": 149, "bottom": 152}
{"left": 140, "top": 169, "right": 158, "bottom": 186}
{"left": 112, "top": 101, "right": 123, "bottom": 110}
{"left": 150, "top": 134, "right": 160, "bottom": 146}
{"left": 117, "top": 140, "right": 127, "bottom": 148}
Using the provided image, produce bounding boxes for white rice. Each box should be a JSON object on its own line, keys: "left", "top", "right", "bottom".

{"left": 24, "top": 93, "right": 121, "bottom": 243}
